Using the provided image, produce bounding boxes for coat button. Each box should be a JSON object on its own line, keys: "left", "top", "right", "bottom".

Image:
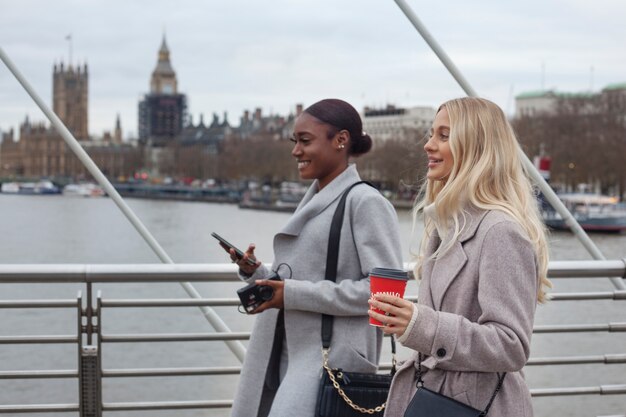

{"left": 436, "top": 348, "right": 446, "bottom": 358}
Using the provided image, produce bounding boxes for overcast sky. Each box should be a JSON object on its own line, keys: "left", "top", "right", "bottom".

{"left": 1, "top": 0, "right": 626, "bottom": 140}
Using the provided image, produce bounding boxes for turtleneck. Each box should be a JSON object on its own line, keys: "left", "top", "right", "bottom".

{"left": 423, "top": 202, "right": 445, "bottom": 239}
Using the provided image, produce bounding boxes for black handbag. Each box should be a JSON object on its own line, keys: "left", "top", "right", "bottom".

{"left": 403, "top": 353, "right": 506, "bottom": 417}
{"left": 315, "top": 181, "right": 396, "bottom": 417}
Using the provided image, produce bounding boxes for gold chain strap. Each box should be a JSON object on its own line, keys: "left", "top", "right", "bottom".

{"left": 322, "top": 349, "right": 387, "bottom": 415}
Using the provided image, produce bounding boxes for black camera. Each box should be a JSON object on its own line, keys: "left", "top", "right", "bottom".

{"left": 237, "top": 272, "right": 280, "bottom": 313}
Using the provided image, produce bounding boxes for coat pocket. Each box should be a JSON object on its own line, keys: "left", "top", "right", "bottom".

{"left": 334, "top": 316, "right": 378, "bottom": 373}
{"left": 343, "top": 344, "right": 377, "bottom": 373}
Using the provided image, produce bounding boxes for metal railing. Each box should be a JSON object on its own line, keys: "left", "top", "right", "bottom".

{"left": 0, "top": 261, "right": 625, "bottom": 416}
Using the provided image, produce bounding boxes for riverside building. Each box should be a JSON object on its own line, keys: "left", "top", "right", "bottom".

{"left": 515, "top": 83, "right": 626, "bottom": 118}
{"left": 0, "top": 59, "right": 140, "bottom": 179}
{"left": 361, "top": 104, "right": 435, "bottom": 142}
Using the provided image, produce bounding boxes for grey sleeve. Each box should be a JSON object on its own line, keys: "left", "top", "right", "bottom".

{"left": 283, "top": 193, "right": 403, "bottom": 315}
{"left": 237, "top": 263, "right": 271, "bottom": 283}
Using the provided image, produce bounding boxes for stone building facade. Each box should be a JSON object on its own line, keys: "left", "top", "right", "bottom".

{"left": 361, "top": 104, "right": 435, "bottom": 142}
{"left": 53, "top": 62, "right": 89, "bottom": 140}
{"left": 0, "top": 59, "right": 141, "bottom": 180}
{"left": 0, "top": 118, "right": 141, "bottom": 179}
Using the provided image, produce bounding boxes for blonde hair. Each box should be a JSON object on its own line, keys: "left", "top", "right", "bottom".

{"left": 413, "top": 97, "right": 551, "bottom": 303}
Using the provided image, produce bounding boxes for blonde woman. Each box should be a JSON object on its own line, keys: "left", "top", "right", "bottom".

{"left": 369, "top": 97, "right": 550, "bottom": 417}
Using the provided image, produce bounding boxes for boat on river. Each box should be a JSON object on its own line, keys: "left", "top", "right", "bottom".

{"left": 238, "top": 181, "right": 307, "bottom": 212}
{"left": 62, "top": 183, "right": 106, "bottom": 197}
{"left": 0, "top": 180, "right": 61, "bottom": 195}
{"left": 542, "top": 193, "right": 626, "bottom": 232}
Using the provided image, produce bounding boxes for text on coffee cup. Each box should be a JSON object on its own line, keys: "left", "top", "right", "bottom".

{"left": 370, "top": 291, "right": 401, "bottom": 299}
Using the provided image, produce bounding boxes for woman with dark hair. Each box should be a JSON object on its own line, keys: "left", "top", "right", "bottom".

{"left": 226, "top": 98, "right": 403, "bottom": 417}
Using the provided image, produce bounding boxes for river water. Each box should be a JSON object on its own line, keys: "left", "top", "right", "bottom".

{"left": 0, "top": 194, "right": 624, "bottom": 416}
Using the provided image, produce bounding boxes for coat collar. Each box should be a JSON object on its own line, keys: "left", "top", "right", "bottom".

{"left": 457, "top": 205, "right": 489, "bottom": 243}
{"left": 279, "top": 164, "right": 361, "bottom": 237}
{"left": 426, "top": 205, "right": 489, "bottom": 310}
{"left": 425, "top": 203, "right": 488, "bottom": 245}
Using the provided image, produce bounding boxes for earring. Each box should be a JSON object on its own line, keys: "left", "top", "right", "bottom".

{"left": 339, "top": 144, "right": 345, "bottom": 149}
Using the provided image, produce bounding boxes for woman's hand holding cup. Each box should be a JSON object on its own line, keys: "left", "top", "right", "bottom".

{"left": 368, "top": 294, "right": 415, "bottom": 336}
{"left": 367, "top": 267, "right": 410, "bottom": 335}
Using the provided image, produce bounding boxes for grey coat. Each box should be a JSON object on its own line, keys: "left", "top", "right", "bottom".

{"left": 384, "top": 208, "right": 538, "bottom": 417}
{"left": 231, "top": 165, "right": 403, "bottom": 417}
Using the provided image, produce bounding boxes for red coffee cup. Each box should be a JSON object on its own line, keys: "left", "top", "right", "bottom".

{"left": 369, "top": 267, "right": 409, "bottom": 327}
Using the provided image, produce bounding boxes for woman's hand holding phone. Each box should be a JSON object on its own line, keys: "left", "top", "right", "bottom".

{"left": 230, "top": 243, "right": 261, "bottom": 276}
{"left": 212, "top": 232, "right": 261, "bottom": 275}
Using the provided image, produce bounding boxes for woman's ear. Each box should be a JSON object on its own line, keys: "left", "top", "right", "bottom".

{"left": 336, "top": 129, "right": 349, "bottom": 150}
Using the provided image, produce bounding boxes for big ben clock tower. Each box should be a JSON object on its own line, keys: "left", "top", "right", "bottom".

{"left": 150, "top": 36, "right": 177, "bottom": 95}
{"left": 138, "top": 34, "right": 187, "bottom": 146}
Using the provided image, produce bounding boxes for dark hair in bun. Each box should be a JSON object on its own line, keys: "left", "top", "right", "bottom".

{"left": 304, "top": 98, "right": 372, "bottom": 156}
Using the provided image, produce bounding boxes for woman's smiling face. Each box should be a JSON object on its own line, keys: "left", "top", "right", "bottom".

{"left": 424, "top": 107, "right": 454, "bottom": 182}
{"left": 291, "top": 112, "right": 348, "bottom": 189}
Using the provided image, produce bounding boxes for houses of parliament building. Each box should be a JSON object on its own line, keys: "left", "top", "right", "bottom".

{"left": 0, "top": 59, "right": 140, "bottom": 179}
{"left": 0, "top": 35, "right": 305, "bottom": 181}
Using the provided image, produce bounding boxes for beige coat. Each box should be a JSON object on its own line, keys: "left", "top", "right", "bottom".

{"left": 384, "top": 208, "right": 538, "bottom": 417}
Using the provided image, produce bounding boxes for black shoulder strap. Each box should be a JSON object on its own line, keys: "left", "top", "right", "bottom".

{"left": 321, "top": 181, "right": 370, "bottom": 348}
{"left": 324, "top": 182, "right": 370, "bottom": 283}
{"left": 320, "top": 180, "right": 397, "bottom": 370}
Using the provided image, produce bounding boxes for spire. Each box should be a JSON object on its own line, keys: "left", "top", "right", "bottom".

{"left": 114, "top": 113, "right": 122, "bottom": 143}
{"left": 154, "top": 32, "right": 174, "bottom": 73}
{"left": 158, "top": 32, "right": 170, "bottom": 62}
{"left": 150, "top": 32, "right": 177, "bottom": 94}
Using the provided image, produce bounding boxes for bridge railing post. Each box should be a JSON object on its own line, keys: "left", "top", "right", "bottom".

{"left": 78, "top": 285, "right": 102, "bottom": 417}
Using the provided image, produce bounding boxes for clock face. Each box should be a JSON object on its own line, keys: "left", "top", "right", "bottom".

{"left": 162, "top": 83, "right": 173, "bottom": 94}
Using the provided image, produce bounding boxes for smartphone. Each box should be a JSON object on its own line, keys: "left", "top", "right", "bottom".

{"left": 211, "top": 232, "right": 257, "bottom": 266}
